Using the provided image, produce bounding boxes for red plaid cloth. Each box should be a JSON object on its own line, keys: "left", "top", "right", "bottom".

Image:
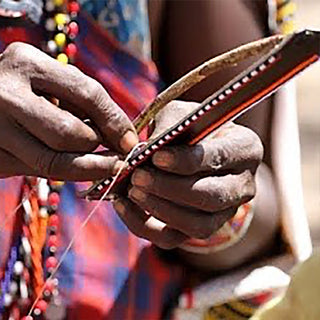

{"left": 0, "top": 12, "right": 185, "bottom": 319}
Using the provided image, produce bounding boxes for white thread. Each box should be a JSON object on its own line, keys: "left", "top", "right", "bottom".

{"left": 27, "top": 142, "right": 147, "bottom": 317}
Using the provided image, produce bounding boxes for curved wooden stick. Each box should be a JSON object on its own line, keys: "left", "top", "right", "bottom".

{"left": 134, "top": 34, "right": 284, "bottom": 133}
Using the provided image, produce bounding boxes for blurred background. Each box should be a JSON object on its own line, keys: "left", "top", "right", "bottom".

{"left": 295, "top": 0, "right": 320, "bottom": 245}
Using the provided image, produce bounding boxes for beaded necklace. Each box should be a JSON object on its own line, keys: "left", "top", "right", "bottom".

{"left": 0, "top": 1, "right": 79, "bottom": 319}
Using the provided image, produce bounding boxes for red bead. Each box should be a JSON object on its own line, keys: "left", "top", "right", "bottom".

{"left": 49, "top": 214, "right": 59, "bottom": 228}
{"left": 68, "top": 1, "right": 80, "bottom": 14}
{"left": 35, "top": 300, "right": 47, "bottom": 312}
{"left": 65, "top": 43, "right": 77, "bottom": 57}
{"left": 48, "top": 235, "right": 58, "bottom": 248}
{"left": 48, "top": 192, "right": 60, "bottom": 206}
{"left": 46, "top": 257, "right": 58, "bottom": 270}
{"left": 68, "top": 21, "right": 79, "bottom": 36}
{"left": 21, "top": 317, "right": 33, "bottom": 320}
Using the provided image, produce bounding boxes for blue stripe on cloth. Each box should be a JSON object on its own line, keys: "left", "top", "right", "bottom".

{"left": 58, "top": 249, "right": 76, "bottom": 292}
{"left": 60, "top": 183, "right": 76, "bottom": 217}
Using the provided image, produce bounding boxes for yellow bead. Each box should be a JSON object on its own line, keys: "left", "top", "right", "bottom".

{"left": 57, "top": 53, "right": 68, "bottom": 64}
{"left": 54, "top": 33, "right": 66, "bottom": 47}
{"left": 51, "top": 180, "right": 65, "bottom": 187}
{"left": 54, "top": 13, "right": 68, "bottom": 26}
{"left": 54, "top": 0, "right": 64, "bottom": 6}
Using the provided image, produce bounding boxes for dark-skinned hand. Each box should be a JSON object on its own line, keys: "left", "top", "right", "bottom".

{"left": 0, "top": 42, "right": 138, "bottom": 180}
{"left": 113, "top": 101, "right": 264, "bottom": 249}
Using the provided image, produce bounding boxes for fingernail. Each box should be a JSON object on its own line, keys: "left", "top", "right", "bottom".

{"left": 120, "top": 130, "right": 139, "bottom": 153}
{"left": 112, "top": 160, "right": 127, "bottom": 175}
{"left": 153, "top": 151, "right": 175, "bottom": 168}
{"left": 131, "top": 169, "right": 152, "bottom": 187}
{"left": 113, "top": 199, "right": 125, "bottom": 215}
{"left": 129, "top": 187, "right": 147, "bottom": 202}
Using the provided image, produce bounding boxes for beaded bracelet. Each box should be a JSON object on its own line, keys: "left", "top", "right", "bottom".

{"left": 180, "top": 202, "right": 254, "bottom": 254}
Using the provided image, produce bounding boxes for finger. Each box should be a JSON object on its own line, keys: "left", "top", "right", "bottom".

{"left": 152, "top": 123, "right": 263, "bottom": 175}
{"left": 0, "top": 120, "right": 124, "bottom": 181}
{"left": 113, "top": 198, "right": 188, "bottom": 249}
{"left": 18, "top": 44, "right": 138, "bottom": 153}
{"left": 0, "top": 148, "right": 36, "bottom": 178}
{"left": 131, "top": 168, "right": 255, "bottom": 212}
{"left": 4, "top": 90, "right": 99, "bottom": 152}
{"left": 128, "top": 187, "right": 237, "bottom": 239}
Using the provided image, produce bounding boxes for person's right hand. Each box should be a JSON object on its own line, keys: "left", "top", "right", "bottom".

{"left": 0, "top": 42, "right": 138, "bottom": 180}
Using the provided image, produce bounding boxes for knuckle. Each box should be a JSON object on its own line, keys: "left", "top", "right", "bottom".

{"left": 180, "top": 145, "right": 202, "bottom": 174}
{"left": 4, "top": 42, "right": 27, "bottom": 59}
{"left": 243, "top": 173, "right": 256, "bottom": 200}
{"left": 198, "top": 180, "right": 223, "bottom": 211}
{"left": 49, "top": 133, "right": 71, "bottom": 151}
{"left": 35, "top": 149, "right": 59, "bottom": 177}
{"left": 207, "top": 145, "right": 228, "bottom": 171}
{"left": 82, "top": 77, "right": 105, "bottom": 104}
{"left": 191, "top": 218, "right": 215, "bottom": 239}
{"left": 4, "top": 42, "right": 37, "bottom": 69}
{"left": 242, "top": 128, "right": 264, "bottom": 166}
{"left": 249, "top": 132, "right": 264, "bottom": 163}
{"left": 55, "top": 118, "right": 78, "bottom": 149}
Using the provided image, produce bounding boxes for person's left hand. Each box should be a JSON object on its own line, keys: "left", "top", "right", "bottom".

{"left": 113, "top": 101, "right": 263, "bottom": 249}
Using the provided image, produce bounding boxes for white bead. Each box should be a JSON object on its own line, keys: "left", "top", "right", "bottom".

{"left": 242, "top": 76, "right": 249, "bottom": 83}
{"left": 22, "top": 198, "right": 32, "bottom": 222}
{"left": 4, "top": 293, "right": 12, "bottom": 307}
{"left": 45, "top": 1, "right": 55, "bottom": 12}
{"left": 19, "top": 279, "right": 28, "bottom": 300}
{"left": 22, "top": 237, "right": 31, "bottom": 256}
{"left": 45, "top": 18, "right": 56, "bottom": 32}
{"left": 259, "top": 63, "right": 267, "bottom": 71}
{"left": 177, "top": 125, "right": 184, "bottom": 131}
{"left": 39, "top": 207, "right": 48, "bottom": 219}
{"left": 232, "top": 82, "right": 241, "bottom": 90}
{"left": 250, "top": 70, "right": 258, "bottom": 77}
{"left": 9, "top": 281, "right": 18, "bottom": 294}
{"left": 47, "top": 40, "right": 58, "bottom": 53}
{"left": 268, "top": 56, "right": 276, "bottom": 63}
{"left": 13, "top": 261, "right": 24, "bottom": 275}
{"left": 38, "top": 178, "right": 50, "bottom": 202}
{"left": 34, "top": 308, "right": 41, "bottom": 316}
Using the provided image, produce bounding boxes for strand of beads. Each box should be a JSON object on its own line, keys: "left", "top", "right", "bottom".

{"left": 29, "top": 178, "right": 64, "bottom": 319}
{"left": 0, "top": 177, "right": 64, "bottom": 319}
{"left": 44, "top": 0, "right": 80, "bottom": 64}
